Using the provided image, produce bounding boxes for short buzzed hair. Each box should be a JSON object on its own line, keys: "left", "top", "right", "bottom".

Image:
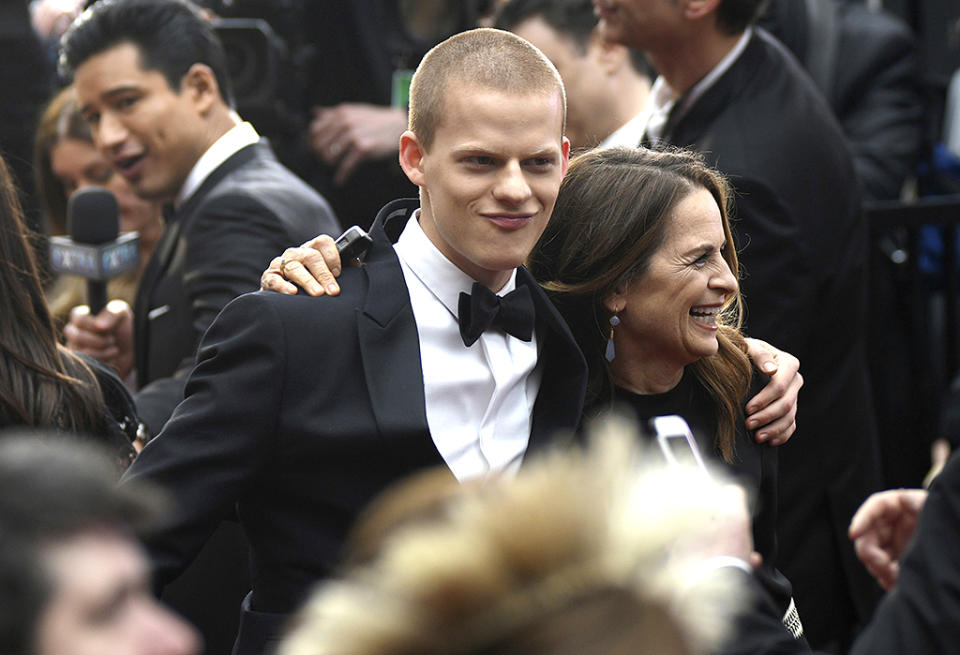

{"left": 408, "top": 28, "right": 566, "bottom": 151}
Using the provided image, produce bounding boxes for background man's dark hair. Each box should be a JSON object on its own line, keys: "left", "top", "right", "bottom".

{"left": 0, "top": 434, "right": 166, "bottom": 655}
{"left": 494, "top": 0, "right": 651, "bottom": 77}
{"left": 59, "top": 0, "right": 236, "bottom": 107}
{"left": 715, "top": 0, "right": 769, "bottom": 35}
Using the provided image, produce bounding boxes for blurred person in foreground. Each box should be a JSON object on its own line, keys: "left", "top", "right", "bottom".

{"left": 34, "top": 84, "right": 163, "bottom": 333}
{"left": 279, "top": 422, "right": 751, "bottom": 655}
{"left": 0, "top": 149, "right": 139, "bottom": 468}
{"left": 0, "top": 435, "right": 198, "bottom": 655}
{"left": 58, "top": 0, "right": 338, "bottom": 438}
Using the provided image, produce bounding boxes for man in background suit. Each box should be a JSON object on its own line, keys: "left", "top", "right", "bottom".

{"left": 592, "top": 0, "right": 883, "bottom": 649}
{"left": 59, "top": 0, "right": 338, "bottom": 438}
{"left": 58, "top": 2, "right": 337, "bottom": 653}
{"left": 494, "top": 0, "right": 652, "bottom": 152}
{"left": 123, "top": 28, "right": 586, "bottom": 655}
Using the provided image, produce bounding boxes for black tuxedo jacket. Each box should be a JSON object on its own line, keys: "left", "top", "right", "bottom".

{"left": 133, "top": 140, "right": 338, "bottom": 436}
{"left": 124, "top": 199, "right": 587, "bottom": 654}
{"left": 655, "top": 29, "right": 883, "bottom": 647}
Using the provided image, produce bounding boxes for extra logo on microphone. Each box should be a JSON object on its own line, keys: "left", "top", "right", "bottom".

{"left": 49, "top": 232, "right": 140, "bottom": 279}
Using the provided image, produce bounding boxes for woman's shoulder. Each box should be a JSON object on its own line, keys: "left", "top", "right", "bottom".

{"left": 71, "top": 352, "right": 140, "bottom": 467}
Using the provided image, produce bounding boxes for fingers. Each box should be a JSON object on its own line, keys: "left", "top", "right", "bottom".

{"left": 300, "top": 244, "right": 343, "bottom": 296}
{"left": 747, "top": 363, "right": 802, "bottom": 415}
{"left": 923, "top": 438, "right": 952, "bottom": 488}
{"left": 333, "top": 147, "right": 364, "bottom": 186}
{"left": 261, "top": 256, "right": 302, "bottom": 295}
{"left": 848, "top": 489, "right": 926, "bottom": 539}
{"left": 746, "top": 372, "right": 801, "bottom": 445}
{"left": 310, "top": 107, "right": 351, "bottom": 168}
{"left": 854, "top": 533, "right": 898, "bottom": 591}
{"left": 64, "top": 305, "right": 120, "bottom": 361}
{"left": 848, "top": 488, "right": 928, "bottom": 591}
{"left": 261, "top": 235, "right": 345, "bottom": 297}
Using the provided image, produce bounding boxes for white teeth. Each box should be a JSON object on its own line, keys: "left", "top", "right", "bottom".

{"left": 690, "top": 307, "right": 719, "bottom": 317}
{"left": 690, "top": 306, "right": 720, "bottom": 325}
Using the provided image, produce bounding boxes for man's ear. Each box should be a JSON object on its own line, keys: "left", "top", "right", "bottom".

{"left": 399, "top": 130, "right": 426, "bottom": 187}
{"left": 683, "top": 0, "right": 721, "bottom": 21}
{"left": 181, "top": 63, "right": 219, "bottom": 114}
{"left": 561, "top": 137, "right": 571, "bottom": 176}
{"left": 589, "top": 35, "right": 629, "bottom": 77}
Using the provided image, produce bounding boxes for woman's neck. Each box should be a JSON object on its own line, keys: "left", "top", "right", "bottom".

{"left": 609, "top": 355, "right": 685, "bottom": 395}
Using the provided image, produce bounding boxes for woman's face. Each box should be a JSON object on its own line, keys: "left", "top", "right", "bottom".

{"left": 50, "top": 137, "right": 160, "bottom": 236}
{"left": 606, "top": 187, "right": 738, "bottom": 374}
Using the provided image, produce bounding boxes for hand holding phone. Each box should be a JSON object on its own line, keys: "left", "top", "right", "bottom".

{"left": 335, "top": 225, "right": 373, "bottom": 261}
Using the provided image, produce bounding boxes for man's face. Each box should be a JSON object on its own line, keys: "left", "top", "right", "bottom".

{"left": 33, "top": 529, "right": 200, "bottom": 655}
{"left": 511, "top": 17, "right": 610, "bottom": 150}
{"left": 74, "top": 42, "right": 210, "bottom": 202}
{"left": 404, "top": 81, "right": 569, "bottom": 290}
{"left": 592, "top": 0, "right": 684, "bottom": 50}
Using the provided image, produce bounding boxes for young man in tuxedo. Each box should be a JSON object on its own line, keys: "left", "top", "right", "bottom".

{"left": 122, "top": 27, "right": 586, "bottom": 655}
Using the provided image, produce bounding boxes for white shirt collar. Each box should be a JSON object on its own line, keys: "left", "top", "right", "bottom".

{"left": 645, "top": 27, "right": 753, "bottom": 141}
{"left": 175, "top": 119, "right": 259, "bottom": 207}
{"left": 599, "top": 109, "right": 651, "bottom": 149}
{"left": 393, "top": 210, "right": 518, "bottom": 319}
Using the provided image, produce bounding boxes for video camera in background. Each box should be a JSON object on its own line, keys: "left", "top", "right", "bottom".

{"left": 201, "top": 0, "right": 308, "bottom": 144}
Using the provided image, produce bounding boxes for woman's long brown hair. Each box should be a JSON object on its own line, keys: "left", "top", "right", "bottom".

{"left": 0, "top": 152, "right": 105, "bottom": 432}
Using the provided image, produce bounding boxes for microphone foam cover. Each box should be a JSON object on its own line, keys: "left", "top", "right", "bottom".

{"left": 68, "top": 186, "right": 120, "bottom": 245}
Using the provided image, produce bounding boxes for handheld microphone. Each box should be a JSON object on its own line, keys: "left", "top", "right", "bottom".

{"left": 49, "top": 187, "right": 140, "bottom": 314}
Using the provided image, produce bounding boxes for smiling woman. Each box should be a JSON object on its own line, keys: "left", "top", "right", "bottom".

{"left": 528, "top": 145, "right": 799, "bottom": 632}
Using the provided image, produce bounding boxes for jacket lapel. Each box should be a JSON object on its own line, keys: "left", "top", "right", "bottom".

{"left": 519, "top": 267, "right": 588, "bottom": 454}
{"left": 356, "top": 199, "right": 430, "bottom": 436}
{"left": 663, "top": 32, "right": 762, "bottom": 149}
{"left": 133, "top": 144, "right": 267, "bottom": 381}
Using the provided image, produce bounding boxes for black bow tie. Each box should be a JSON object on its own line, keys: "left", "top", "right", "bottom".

{"left": 457, "top": 282, "right": 535, "bottom": 347}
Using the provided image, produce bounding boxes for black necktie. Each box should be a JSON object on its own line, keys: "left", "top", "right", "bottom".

{"left": 457, "top": 282, "right": 535, "bottom": 347}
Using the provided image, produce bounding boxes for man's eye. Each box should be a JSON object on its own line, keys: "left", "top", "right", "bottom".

{"left": 114, "top": 96, "right": 138, "bottom": 110}
{"left": 467, "top": 156, "right": 494, "bottom": 166}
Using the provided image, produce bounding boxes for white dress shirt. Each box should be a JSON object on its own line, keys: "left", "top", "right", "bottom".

{"left": 644, "top": 28, "right": 753, "bottom": 145}
{"left": 599, "top": 110, "right": 651, "bottom": 149}
{"left": 175, "top": 118, "right": 259, "bottom": 208}
{"left": 393, "top": 213, "right": 541, "bottom": 481}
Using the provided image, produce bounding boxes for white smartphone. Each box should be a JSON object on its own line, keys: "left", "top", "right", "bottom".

{"left": 649, "top": 415, "right": 709, "bottom": 473}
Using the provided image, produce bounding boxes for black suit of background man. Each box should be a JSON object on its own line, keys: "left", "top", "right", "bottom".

{"left": 651, "top": 28, "right": 883, "bottom": 650}
{"left": 133, "top": 140, "right": 338, "bottom": 436}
